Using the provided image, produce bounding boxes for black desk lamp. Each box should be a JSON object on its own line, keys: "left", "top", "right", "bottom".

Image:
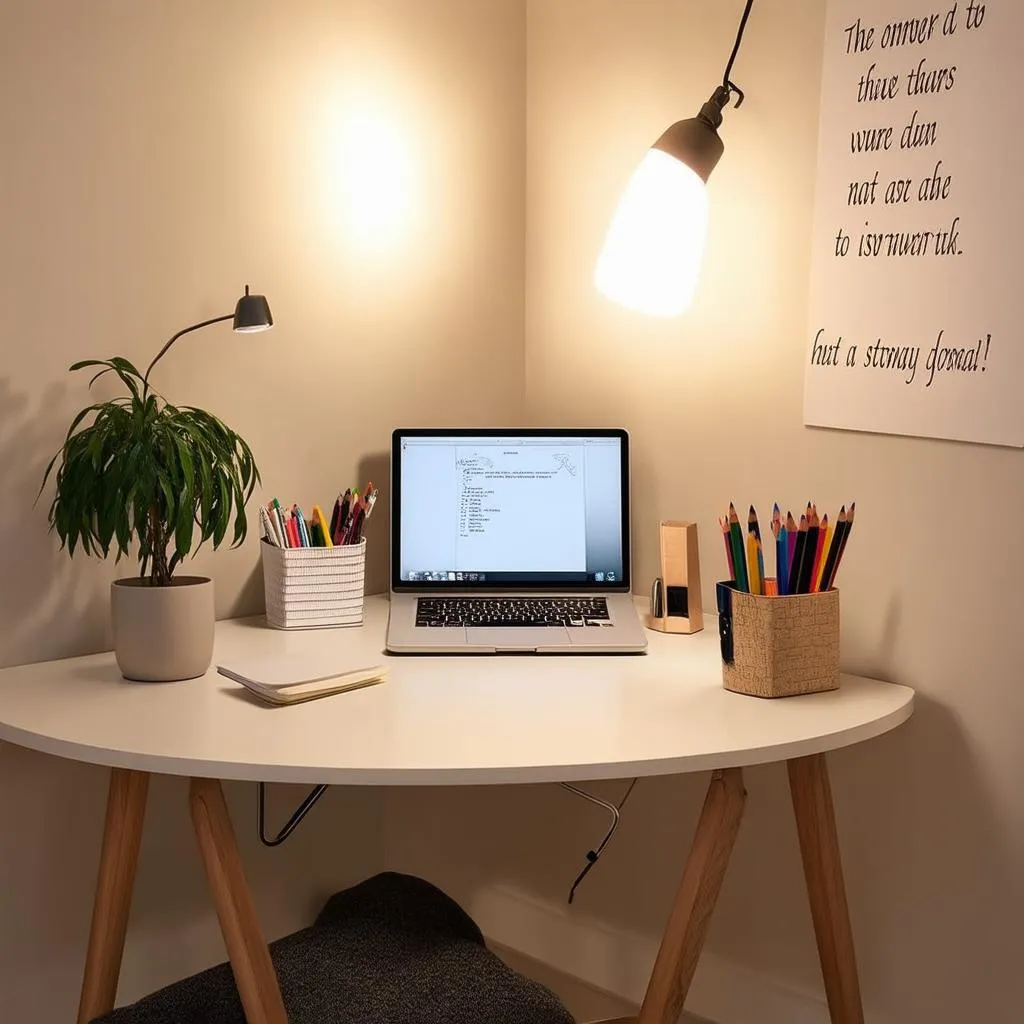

{"left": 142, "top": 285, "right": 273, "bottom": 388}
{"left": 595, "top": 0, "right": 756, "bottom": 316}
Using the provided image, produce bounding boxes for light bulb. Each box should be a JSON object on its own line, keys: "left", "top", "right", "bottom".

{"left": 595, "top": 149, "right": 710, "bottom": 317}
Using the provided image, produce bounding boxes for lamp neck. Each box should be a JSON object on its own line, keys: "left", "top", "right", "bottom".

{"left": 697, "top": 85, "right": 733, "bottom": 131}
{"left": 142, "top": 313, "right": 233, "bottom": 398}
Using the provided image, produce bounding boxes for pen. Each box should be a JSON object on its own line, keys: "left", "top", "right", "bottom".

{"left": 351, "top": 506, "right": 367, "bottom": 544}
{"left": 329, "top": 495, "right": 342, "bottom": 541}
{"left": 285, "top": 511, "right": 301, "bottom": 548}
{"left": 259, "top": 505, "right": 281, "bottom": 546}
{"left": 293, "top": 505, "right": 311, "bottom": 547}
{"left": 343, "top": 496, "right": 366, "bottom": 544}
{"left": 335, "top": 489, "right": 352, "bottom": 545}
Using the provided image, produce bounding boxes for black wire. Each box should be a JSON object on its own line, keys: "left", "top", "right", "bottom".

{"left": 722, "top": 0, "right": 755, "bottom": 91}
{"left": 565, "top": 779, "right": 639, "bottom": 904}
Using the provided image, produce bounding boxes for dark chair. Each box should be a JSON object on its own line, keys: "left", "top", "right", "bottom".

{"left": 94, "top": 872, "right": 575, "bottom": 1024}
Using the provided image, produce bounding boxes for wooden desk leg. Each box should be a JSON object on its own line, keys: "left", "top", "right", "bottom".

{"left": 788, "top": 754, "right": 864, "bottom": 1024}
{"left": 636, "top": 767, "right": 746, "bottom": 1024}
{"left": 77, "top": 768, "right": 150, "bottom": 1024}
{"left": 189, "top": 778, "right": 288, "bottom": 1024}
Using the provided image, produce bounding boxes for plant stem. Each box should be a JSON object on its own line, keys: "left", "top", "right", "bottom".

{"left": 147, "top": 505, "right": 171, "bottom": 585}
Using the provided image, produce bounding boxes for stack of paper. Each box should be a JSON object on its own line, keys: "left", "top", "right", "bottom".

{"left": 217, "top": 655, "right": 387, "bottom": 706}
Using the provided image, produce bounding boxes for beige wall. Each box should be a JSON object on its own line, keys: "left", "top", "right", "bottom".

{"left": 0, "top": 0, "right": 524, "bottom": 1018}
{"left": 393, "top": 2, "right": 1023, "bottom": 1024}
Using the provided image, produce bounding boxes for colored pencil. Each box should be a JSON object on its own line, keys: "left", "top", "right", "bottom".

{"left": 747, "top": 504, "right": 762, "bottom": 543}
{"left": 777, "top": 523, "right": 789, "bottom": 596}
{"left": 790, "top": 514, "right": 809, "bottom": 594}
{"left": 748, "top": 506, "right": 765, "bottom": 594}
{"left": 720, "top": 517, "right": 735, "bottom": 581}
{"left": 785, "top": 512, "right": 797, "bottom": 591}
{"left": 797, "top": 505, "right": 819, "bottom": 594}
{"left": 824, "top": 501, "right": 856, "bottom": 589}
{"left": 747, "top": 531, "right": 762, "bottom": 595}
{"left": 728, "top": 503, "right": 749, "bottom": 592}
{"left": 818, "top": 506, "right": 847, "bottom": 592}
{"left": 812, "top": 515, "right": 831, "bottom": 592}
{"left": 764, "top": 577, "right": 779, "bottom": 596}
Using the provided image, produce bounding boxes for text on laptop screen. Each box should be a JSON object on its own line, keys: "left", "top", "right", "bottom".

{"left": 396, "top": 433, "right": 625, "bottom": 585}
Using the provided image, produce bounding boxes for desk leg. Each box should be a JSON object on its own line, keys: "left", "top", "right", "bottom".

{"left": 636, "top": 767, "right": 746, "bottom": 1024}
{"left": 188, "top": 778, "right": 288, "bottom": 1024}
{"left": 77, "top": 768, "right": 150, "bottom": 1024}
{"left": 788, "top": 754, "right": 864, "bottom": 1024}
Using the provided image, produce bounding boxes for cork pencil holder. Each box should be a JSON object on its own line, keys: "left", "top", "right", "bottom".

{"left": 716, "top": 582, "right": 840, "bottom": 698}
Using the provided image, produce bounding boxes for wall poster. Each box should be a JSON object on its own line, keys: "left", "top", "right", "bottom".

{"left": 805, "top": 1, "right": 1023, "bottom": 446}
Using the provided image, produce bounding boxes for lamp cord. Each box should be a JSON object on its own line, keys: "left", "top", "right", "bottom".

{"left": 721, "top": 0, "right": 755, "bottom": 106}
{"left": 561, "top": 779, "right": 638, "bottom": 904}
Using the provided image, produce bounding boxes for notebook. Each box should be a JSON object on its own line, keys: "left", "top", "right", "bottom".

{"left": 385, "top": 428, "right": 647, "bottom": 654}
{"left": 217, "top": 656, "right": 386, "bottom": 706}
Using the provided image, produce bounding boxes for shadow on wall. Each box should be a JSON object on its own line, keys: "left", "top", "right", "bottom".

{"left": 827, "top": 692, "right": 1022, "bottom": 1021}
{"left": 0, "top": 378, "right": 112, "bottom": 667}
{"left": 228, "top": 558, "right": 267, "bottom": 620}
{"left": 357, "top": 450, "right": 390, "bottom": 594}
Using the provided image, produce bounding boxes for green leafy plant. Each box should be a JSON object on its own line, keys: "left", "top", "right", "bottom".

{"left": 40, "top": 357, "right": 259, "bottom": 586}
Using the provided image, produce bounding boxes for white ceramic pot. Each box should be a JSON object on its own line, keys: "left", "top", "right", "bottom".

{"left": 110, "top": 576, "right": 215, "bottom": 681}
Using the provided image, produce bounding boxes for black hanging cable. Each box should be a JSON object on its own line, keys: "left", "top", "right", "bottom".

{"left": 561, "top": 779, "right": 638, "bottom": 904}
{"left": 721, "top": 0, "right": 755, "bottom": 107}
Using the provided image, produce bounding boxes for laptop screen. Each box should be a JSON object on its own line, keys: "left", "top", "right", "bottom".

{"left": 391, "top": 429, "right": 629, "bottom": 591}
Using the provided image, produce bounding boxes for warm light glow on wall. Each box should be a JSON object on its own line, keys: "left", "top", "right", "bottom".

{"left": 328, "top": 103, "right": 418, "bottom": 251}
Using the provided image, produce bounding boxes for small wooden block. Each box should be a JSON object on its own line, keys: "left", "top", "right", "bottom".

{"left": 647, "top": 521, "right": 703, "bottom": 634}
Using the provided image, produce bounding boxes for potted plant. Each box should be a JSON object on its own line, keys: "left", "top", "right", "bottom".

{"left": 39, "top": 287, "right": 273, "bottom": 680}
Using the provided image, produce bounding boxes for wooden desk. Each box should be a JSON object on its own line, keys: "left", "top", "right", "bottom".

{"left": 0, "top": 595, "right": 913, "bottom": 1024}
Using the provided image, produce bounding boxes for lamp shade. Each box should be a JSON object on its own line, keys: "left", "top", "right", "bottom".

{"left": 233, "top": 286, "right": 273, "bottom": 333}
{"left": 595, "top": 112, "right": 725, "bottom": 318}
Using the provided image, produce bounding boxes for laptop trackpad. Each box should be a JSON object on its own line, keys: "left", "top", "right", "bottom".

{"left": 466, "top": 627, "right": 570, "bottom": 650}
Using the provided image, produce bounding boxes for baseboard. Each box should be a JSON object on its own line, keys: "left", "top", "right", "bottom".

{"left": 470, "top": 884, "right": 829, "bottom": 1024}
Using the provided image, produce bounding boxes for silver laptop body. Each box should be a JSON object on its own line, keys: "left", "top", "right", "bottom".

{"left": 386, "top": 428, "right": 647, "bottom": 654}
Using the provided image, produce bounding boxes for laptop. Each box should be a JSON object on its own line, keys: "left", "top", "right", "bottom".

{"left": 386, "top": 428, "right": 647, "bottom": 654}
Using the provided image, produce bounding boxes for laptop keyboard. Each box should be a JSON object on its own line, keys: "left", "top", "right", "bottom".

{"left": 416, "top": 597, "right": 610, "bottom": 628}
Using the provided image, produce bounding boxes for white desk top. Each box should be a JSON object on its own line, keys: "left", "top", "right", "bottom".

{"left": 0, "top": 597, "right": 913, "bottom": 785}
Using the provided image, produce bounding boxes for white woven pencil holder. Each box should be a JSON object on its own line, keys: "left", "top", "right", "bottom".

{"left": 260, "top": 538, "right": 366, "bottom": 629}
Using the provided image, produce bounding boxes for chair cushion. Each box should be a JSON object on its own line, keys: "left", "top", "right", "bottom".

{"left": 94, "top": 872, "right": 574, "bottom": 1024}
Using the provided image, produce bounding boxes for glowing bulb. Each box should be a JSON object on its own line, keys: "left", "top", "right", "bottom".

{"left": 595, "top": 149, "right": 710, "bottom": 317}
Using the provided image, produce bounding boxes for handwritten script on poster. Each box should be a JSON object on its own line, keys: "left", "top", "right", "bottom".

{"left": 804, "top": 1, "right": 1024, "bottom": 446}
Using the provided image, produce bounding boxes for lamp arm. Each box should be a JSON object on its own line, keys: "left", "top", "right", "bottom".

{"left": 142, "top": 313, "right": 233, "bottom": 395}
